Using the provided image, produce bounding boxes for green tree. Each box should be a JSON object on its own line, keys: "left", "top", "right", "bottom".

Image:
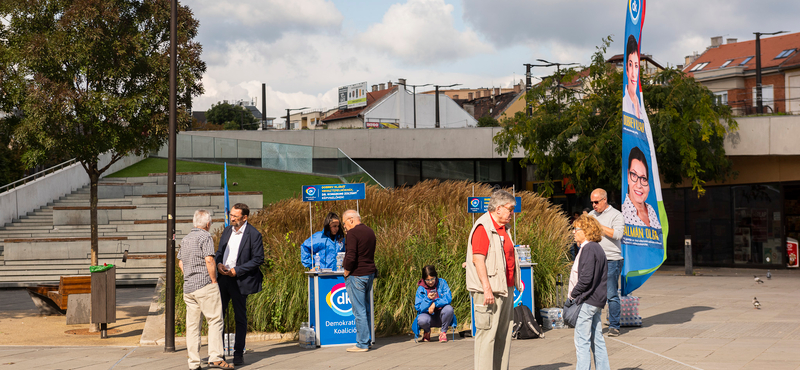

{"left": 0, "top": 0, "right": 206, "bottom": 265}
{"left": 206, "top": 101, "right": 259, "bottom": 130}
{"left": 477, "top": 115, "right": 500, "bottom": 127}
{"left": 494, "top": 37, "right": 737, "bottom": 197}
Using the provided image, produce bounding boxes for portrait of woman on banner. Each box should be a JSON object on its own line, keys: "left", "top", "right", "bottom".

{"left": 622, "top": 35, "right": 645, "bottom": 120}
{"left": 622, "top": 146, "right": 661, "bottom": 229}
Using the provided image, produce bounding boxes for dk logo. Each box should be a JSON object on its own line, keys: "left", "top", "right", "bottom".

{"left": 326, "top": 283, "right": 352, "bottom": 317}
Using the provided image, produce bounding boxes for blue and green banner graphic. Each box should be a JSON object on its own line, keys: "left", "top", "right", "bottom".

{"left": 620, "top": 0, "right": 667, "bottom": 295}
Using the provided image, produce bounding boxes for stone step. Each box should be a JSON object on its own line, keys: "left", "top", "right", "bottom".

{"left": 0, "top": 274, "right": 161, "bottom": 287}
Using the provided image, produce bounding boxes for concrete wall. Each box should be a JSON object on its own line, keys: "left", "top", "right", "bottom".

{"left": 724, "top": 115, "right": 800, "bottom": 155}
{"left": 178, "top": 128, "right": 524, "bottom": 160}
{"left": 0, "top": 153, "right": 146, "bottom": 227}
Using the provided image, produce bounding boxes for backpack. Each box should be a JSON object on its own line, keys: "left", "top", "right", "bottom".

{"left": 513, "top": 304, "right": 544, "bottom": 339}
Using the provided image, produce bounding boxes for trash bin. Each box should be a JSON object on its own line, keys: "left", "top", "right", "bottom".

{"left": 90, "top": 264, "right": 116, "bottom": 338}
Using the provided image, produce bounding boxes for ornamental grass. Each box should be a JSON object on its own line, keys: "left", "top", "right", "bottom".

{"left": 172, "top": 180, "right": 572, "bottom": 336}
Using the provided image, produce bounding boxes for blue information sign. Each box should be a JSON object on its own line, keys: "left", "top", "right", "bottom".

{"left": 467, "top": 197, "right": 522, "bottom": 213}
{"left": 303, "top": 183, "right": 366, "bottom": 202}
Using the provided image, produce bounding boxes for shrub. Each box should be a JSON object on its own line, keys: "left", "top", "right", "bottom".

{"left": 173, "top": 180, "right": 572, "bottom": 336}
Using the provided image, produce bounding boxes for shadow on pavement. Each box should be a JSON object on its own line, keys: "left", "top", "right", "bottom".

{"left": 521, "top": 362, "right": 571, "bottom": 370}
{"left": 631, "top": 305, "right": 714, "bottom": 329}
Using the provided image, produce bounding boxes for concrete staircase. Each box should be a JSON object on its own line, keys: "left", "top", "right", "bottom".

{"left": 0, "top": 172, "right": 262, "bottom": 287}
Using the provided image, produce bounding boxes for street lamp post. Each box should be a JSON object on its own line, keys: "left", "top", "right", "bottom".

{"left": 536, "top": 59, "right": 579, "bottom": 107}
{"left": 753, "top": 31, "right": 788, "bottom": 114}
{"left": 285, "top": 107, "right": 309, "bottom": 130}
{"left": 398, "top": 82, "right": 431, "bottom": 128}
{"left": 523, "top": 63, "right": 552, "bottom": 117}
{"left": 165, "top": 0, "right": 178, "bottom": 353}
{"left": 433, "top": 83, "right": 460, "bottom": 128}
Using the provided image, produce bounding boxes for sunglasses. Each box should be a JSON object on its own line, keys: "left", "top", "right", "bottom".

{"left": 591, "top": 199, "right": 605, "bottom": 205}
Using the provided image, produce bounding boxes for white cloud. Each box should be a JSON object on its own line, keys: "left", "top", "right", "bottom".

{"left": 357, "top": 0, "right": 493, "bottom": 65}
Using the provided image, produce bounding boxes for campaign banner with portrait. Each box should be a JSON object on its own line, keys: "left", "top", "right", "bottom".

{"left": 620, "top": 0, "right": 668, "bottom": 295}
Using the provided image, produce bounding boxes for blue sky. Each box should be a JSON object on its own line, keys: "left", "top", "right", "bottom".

{"left": 189, "top": 0, "right": 798, "bottom": 123}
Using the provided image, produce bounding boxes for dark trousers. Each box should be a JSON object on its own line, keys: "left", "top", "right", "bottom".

{"left": 219, "top": 275, "right": 248, "bottom": 357}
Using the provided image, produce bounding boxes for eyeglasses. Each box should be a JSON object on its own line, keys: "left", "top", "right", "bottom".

{"left": 424, "top": 278, "right": 437, "bottom": 282}
{"left": 629, "top": 170, "right": 650, "bottom": 186}
{"left": 591, "top": 199, "right": 605, "bottom": 205}
{"left": 573, "top": 228, "right": 583, "bottom": 233}
{"left": 500, "top": 205, "right": 515, "bottom": 213}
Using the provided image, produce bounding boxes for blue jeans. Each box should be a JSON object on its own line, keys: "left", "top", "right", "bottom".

{"left": 345, "top": 273, "right": 374, "bottom": 349}
{"left": 574, "top": 304, "right": 610, "bottom": 370}
{"left": 607, "top": 259, "right": 623, "bottom": 330}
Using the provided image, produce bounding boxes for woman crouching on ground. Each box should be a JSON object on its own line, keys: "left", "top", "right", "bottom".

{"left": 414, "top": 265, "right": 454, "bottom": 342}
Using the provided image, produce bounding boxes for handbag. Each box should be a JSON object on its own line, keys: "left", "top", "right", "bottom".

{"left": 563, "top": 298, "right": 582, "bottom": 328}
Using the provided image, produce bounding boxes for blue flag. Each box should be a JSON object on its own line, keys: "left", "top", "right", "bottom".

{"left": 224, "top": 162, "right": 230, "bottom": 227}
{"left": 620, "top": 0, "right": 667, "bottom": 295}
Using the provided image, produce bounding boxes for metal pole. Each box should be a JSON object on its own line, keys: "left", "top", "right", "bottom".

{"left": 512, "top": 185, "right": 516, "bottom": 242}
{"left": 309, "top": 202, "right": 314, "bottom": 258}
{"left": 412, "top": 86, "right": 417, "bottom": 129}
{"left": 286, "top": 108, "right": 290, "bottom": 130}
{"left": 472, "top": 185, "right": 475, "bottom": 225}
{"left": 685, "top": 236, "right": 693, "bottom": 276}
{"left": 525, "top": 64, "right": 532, "bottom": 117}
{"left": 164, "top": 0, "right": 178, "bottom": 353}
{"left": 262, "top": 83, "right": 267, "bottom": 129}
{"left": 434, "top": 86, "right": 440, "bottom": 128}
{"left": 755, "top": 33, "right": 763, "bottom": 114}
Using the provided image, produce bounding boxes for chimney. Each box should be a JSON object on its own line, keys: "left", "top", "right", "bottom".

{"left": 495, "top": 88, "right": 501, "bottom": 96}
{"left": 372, "top": 84, "right": 378, "bottom": 92}
{"left": 475, "top": 91, "right": 481, "bottom": 98}
{"left": 379, "top": 83, "right": 385, "bottom": 90}
{"left": 676, "top": 64, "right": 683, "bottom": 70}
{"left": 483, "top": 89, "right": 491, "bottom": 97}
{"left": 398, "top": 78, "right": 406, "bottom": 86}
{"left": 388, "top": 81, "right": 393, "bottom": 89}
{"left": 468, "top": 92, "right": 473, "bottom": 100}
{"left": 514, "top": 84, "right": 521, "bottom": 93}
{"left": 727, "top": 38, "right": 737, "bottom": 44}
{"left": 710, "top": 36, "right": 723, "bottom": 48}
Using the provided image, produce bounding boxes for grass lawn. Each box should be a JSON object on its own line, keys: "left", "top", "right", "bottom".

{"left": 106, "top": 157, "right": 343, "bottom": 206}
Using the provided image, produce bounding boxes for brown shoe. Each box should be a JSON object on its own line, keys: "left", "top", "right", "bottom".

{"left": 208, "top": 360, "right": 234, "bottom": 369}
{"left": 422, "top": 332, "right": 431, "bottom": 342}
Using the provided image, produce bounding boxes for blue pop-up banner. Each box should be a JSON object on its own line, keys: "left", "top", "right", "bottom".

{"left": 467, "top": 197, "right": 522, "bottom": 213}
{"left": 302, "top": 183, "right": 366, "bottom": 202}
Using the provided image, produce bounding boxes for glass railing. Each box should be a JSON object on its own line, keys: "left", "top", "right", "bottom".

{"left": 152, "top": 134, "right": 384, "bottom": 188}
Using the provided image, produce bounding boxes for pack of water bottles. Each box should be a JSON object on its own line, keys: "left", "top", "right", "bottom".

{"left": 619, "top": 294, "right": 642, "bottom": 327}
{"left": 540, "top": 307, "right": 565, "bottom": 330}
{"left": 540, "top": 273, "right": 566, "bottom": 330}
{"left": 514, "top": 245, "right": 532, "bottom": 264}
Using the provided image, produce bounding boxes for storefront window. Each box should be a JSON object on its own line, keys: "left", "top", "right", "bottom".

{"left": 396, "top": 160, "right": 420, "bottom": 187}
{"left": 421, "top": 160, "right": 474, "bottom": 182}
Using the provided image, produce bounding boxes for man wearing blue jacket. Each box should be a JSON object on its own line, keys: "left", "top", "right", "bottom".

{"left": 414, "top": 265, "right": 454, "bottom": 342}
{"left": 215, "top": 203, "right": 264, "bottom": 366}
{"left": 301, "top": 212, "right": 345, "bottom": 269}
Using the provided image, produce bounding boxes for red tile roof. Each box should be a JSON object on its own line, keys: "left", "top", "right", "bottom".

{"left": 322, "top": 87, "right": 396, "bottom": 123}
{"left": 683, "top": 32, "right": 800, "bottom": 75}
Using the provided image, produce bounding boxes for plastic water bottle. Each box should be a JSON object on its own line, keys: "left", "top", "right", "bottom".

{"left": 336, "top": 252, "right": 345, "bottom": 272}
{"left": 314, "top": 254, "right": 321, "bottom": 272}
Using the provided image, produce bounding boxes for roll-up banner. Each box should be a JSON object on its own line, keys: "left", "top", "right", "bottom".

{"left": 620, "top": 0, "right": 667, "bottom": 295}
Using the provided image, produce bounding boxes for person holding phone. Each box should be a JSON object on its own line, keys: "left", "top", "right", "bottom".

{"left": 414, "top": 265, "right": 454, "bottom": 342}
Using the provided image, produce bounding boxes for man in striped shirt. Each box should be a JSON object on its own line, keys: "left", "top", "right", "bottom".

{"left": 178, "top": 210, "right": 233, "bottom": 370}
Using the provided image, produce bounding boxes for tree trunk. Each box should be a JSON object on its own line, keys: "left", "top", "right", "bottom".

{"left": 89, "top": 160, "right": 99, "bottom": 267}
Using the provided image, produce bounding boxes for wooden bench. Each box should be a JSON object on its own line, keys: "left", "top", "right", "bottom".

{"left": 26, "top": 275, "right": 91, "bottom": 314}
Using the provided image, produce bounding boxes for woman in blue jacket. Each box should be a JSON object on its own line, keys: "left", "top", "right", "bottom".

{"left": 414, "top": 265, "right": 454, "bottom": 342}
{"left": 301, "top": 212, "right": 345, "bottom": 270}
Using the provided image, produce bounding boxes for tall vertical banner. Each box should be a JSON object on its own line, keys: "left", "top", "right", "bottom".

{"left": 621, "top": 0, "right": 668, "bottom": 295}
{"left": 224, "top": 163, "right": 230, "bottom": 227}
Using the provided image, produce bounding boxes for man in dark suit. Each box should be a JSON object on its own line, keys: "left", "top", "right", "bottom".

{"left": 215, "top": 203, "right": 264, "bottom": 365}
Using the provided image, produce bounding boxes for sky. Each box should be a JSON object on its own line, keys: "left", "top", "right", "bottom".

{"left": 189, "top": 0, "right": 799, "bottom": 122}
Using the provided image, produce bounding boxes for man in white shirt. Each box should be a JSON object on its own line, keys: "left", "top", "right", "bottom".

{"left": 589, "top": 189, "right": 624, "bottom": 337}
{"left": 215, "top": 203, "right": 264, "bottom": 365}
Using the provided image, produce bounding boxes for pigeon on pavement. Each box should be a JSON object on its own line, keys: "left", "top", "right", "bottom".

{"left": 766, "top": 270, "right": 772, "bottom": 280}
{"left": 754, "top": 275, "right": 764, "bottom": 284}
{"left": 753, "top": 297, "right": 761, "bottom": 309}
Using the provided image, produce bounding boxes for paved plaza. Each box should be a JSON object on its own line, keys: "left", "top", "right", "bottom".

{"left": 0, "top": 266, "right": 799, "bottom": 369}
